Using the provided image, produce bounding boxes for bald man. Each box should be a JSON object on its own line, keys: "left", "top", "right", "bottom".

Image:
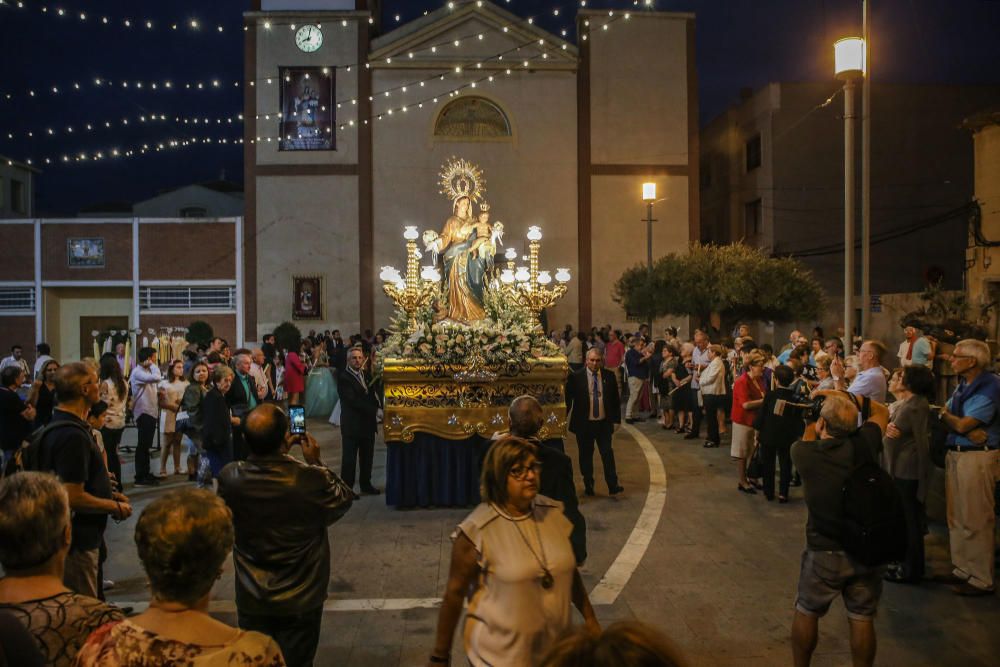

{"left": 508, "top": 395, "right": 588, "bottom": 564}
{"left": 219, "top": 404, "right": 354, "bottom": 667}
{"left": 790, "top": 393, "right": 889, "bottom": 667}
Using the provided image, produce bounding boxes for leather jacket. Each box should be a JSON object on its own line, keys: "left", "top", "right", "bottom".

{"left": 218, "top": 453, "right": 353, "bottom": 615}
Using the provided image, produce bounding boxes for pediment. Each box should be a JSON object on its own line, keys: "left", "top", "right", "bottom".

{"left": 370, "top": 1, "right": 577, "bottom": 69}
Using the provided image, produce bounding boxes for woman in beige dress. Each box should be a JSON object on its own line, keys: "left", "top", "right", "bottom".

{"left": 157, "top": 360, "right": 189, "bottom": 477}
{"left": 429, "top": 437, "right": 600, "bottom": 666}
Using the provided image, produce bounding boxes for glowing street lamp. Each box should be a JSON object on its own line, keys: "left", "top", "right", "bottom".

{"left": 834, "top": 36, "right": 865, "bottom": 343}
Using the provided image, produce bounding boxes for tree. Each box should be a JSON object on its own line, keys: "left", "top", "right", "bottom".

{"left": 900, "top": 281, "right": 989, "bottom": 343}
{"left": 273, "top": 321, "right": 303, "bottom": 353}
{"left": 185, "top": 320, "right": 214, "bottom": 348}
{"left": 613, "top": 243, "right": 825, "bottom": 332}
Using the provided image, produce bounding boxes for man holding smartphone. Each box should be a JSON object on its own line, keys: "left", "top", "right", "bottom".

{"left": 219, "top": 403, "right": 354, "bottom": 667}
{"left": 336, "top": 347, "right": 381, "bottom": 495}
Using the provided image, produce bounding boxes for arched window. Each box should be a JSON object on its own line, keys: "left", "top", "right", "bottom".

{"left": 434, "top": 96, "right": 512, "bottom": 139}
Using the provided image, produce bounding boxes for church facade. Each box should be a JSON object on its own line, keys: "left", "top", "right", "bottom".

{"left": 245, "top": 0, "right": 697, "bottom": 338}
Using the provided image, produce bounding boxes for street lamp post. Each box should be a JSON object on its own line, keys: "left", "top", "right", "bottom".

{"left": 642, "top": 182, "right": 657, "bottom": 274}
{"left": 835, "top": 37, "right": 865, "bottom": 345}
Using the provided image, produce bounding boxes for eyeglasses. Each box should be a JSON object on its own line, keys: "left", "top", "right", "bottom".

{"left": 508, "top": 463, "right": 542, "bottom": 480}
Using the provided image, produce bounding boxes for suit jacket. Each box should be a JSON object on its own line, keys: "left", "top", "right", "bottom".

{"left": 337, "top": 368, "right": 380, "bottom": 439}
{"left": 531, "top": 437, "right": 587, "bottom": 564}
{"left": 566, "top": 367, "right": 621, "bottom": 433}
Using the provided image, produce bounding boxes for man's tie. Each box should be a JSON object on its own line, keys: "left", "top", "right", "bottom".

{"left": 592, "top": 371, "right": 600, "bottom": 419}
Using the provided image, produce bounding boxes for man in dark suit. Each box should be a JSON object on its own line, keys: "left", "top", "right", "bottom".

{"left": 226, "top": 351, "right": 257, "bottom": 461}
{"left": 566, "top": 347, "right": 624, "bottom": 496}
{"left": 508, "top": 395, "right": 588, "bottom": 564}
{"left": 336, "top": 346, "right": 381, "bottom": 495}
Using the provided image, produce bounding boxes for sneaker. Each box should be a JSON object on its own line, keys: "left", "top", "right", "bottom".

{"left": 103, "top": 579, "right": 116, "bottom": 590}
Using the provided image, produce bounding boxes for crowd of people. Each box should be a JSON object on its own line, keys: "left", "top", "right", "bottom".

{"left": 0, "top": 317, "right": 997, "bottom": 666}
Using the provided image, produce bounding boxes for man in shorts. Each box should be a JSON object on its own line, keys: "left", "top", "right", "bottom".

{"left": 790, "top": 392, "right": 889, "bottom": 667}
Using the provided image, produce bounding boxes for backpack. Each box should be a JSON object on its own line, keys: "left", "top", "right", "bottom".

{"left": 840, "top": 431, "right": 908, "bottom": 566}
{"left": 2, "top": 420, "right": 93, "bottom": 477}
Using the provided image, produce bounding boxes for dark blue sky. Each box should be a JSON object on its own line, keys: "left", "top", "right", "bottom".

{"left": 1, "top": 0, "right": 998, "bottom": 214}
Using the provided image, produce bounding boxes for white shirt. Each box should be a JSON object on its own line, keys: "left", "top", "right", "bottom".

{"left": 690, "top": 346, "right": 710, "bottom": 390}
{"left": 0, "top": 356, "right": 30, "bottom": 380}
{"left": 130, "top": 364, "right": 163, "bottom": 419}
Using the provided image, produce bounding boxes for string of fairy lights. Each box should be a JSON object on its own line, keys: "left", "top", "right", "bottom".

{"left": 7, "top": 113, "right": 245, "bottom": 142}
{"left": 2, "top": 1, "right": 644, "bottom": 168}
{"left": 0, "top": 0, "right": 655, "bottom": 36}
{"left": 0, "top": 0, "right": 227, "bottom": 33}
{"left": 0, "top": 17, "right": 578, "bottom": 104}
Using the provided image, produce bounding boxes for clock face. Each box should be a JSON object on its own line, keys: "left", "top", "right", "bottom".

{"left": 295, "top": 25, "right": 323, "bottom": 53}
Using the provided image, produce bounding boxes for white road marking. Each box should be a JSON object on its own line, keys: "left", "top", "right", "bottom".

{"left": 587, "top": 424, "right": 667, "bottom": 605}
{"left": 111, "top": 427, "right": 667, "bottom": 612}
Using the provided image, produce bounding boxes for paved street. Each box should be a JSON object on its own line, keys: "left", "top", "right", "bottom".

{"left": 104, "top": 419, "right": 1000, "bottom": 666}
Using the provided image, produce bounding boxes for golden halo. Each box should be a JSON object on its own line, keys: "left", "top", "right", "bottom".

{"left": 439, "top": 157, "right": 485, "bottom": 204}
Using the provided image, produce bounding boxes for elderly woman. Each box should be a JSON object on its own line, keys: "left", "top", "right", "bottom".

{"left": 201, "top": 365, "right": 239, "bottom": 483}
{"left": 731, "top": 350, "right": 768, "bottom": 494}
{"left": 883, "top": 365, "right": 935, "bottom": 584}
{"left": 698, "top": 345, "right": 727, "bottom": 449}
{"left": 75, "top": 489, "right": 285, "bottom": 666}
{"left": 430, "top": 436, "right": 600, "bottom": 666}
{"left": 0, "top": 472, "right": 123, "bottom": 666}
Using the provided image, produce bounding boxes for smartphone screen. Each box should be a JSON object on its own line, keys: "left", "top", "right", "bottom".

{"left": 289, "top": 405, "right": 306, "bottom": 434}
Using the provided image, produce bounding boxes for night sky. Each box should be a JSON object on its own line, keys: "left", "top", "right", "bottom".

{"left": 1, "top": 0, "right": 998, "bottom": 215}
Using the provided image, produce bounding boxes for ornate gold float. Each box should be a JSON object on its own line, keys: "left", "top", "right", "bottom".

{"left": 382, "top": 356, "right": 569, "bottom": 442}
{"left": 379, "top": 158, "right": 571, "bottom": 447}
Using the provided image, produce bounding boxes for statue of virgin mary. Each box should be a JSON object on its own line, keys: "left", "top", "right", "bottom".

{"left": 423, "top": 159, "right": 499, "bottom": 323}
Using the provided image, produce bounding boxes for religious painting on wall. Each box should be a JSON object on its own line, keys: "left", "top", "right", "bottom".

{"left": 292, "top": 276, "right": 323, "bottom": 320}
{"left": 278, "top": 67, "right": 335, "bottom": 151}
{"left": 67, "top": 238, "right": 106, "bottom": 268}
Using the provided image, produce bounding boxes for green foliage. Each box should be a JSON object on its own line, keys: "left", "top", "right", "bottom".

{"left": 901, "top": 281, "right": 989, "bottom": 343}
{"left": 613, "top": 243, "right": 825, "bottom": 330}
{"left": 185, "top": 320, "right": 214, "bottom": 347}
{"left": 273, "top": 321, "right": 303, "bottom": 352}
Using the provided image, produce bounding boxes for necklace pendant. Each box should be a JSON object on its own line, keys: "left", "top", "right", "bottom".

{"left": 541, "top": 570, "right": 554, "bottom": 589}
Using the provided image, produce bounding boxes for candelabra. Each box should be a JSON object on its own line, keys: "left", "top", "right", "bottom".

{"left": 381, "top": 226, "right": 441, "bottom": 333}
{"left": 498, "top": 226, "right": 570, "bottom": 329}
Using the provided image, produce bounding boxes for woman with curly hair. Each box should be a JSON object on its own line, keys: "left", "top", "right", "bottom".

{"left": 74, "top": 488, "right": 285, "bottom": 666}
